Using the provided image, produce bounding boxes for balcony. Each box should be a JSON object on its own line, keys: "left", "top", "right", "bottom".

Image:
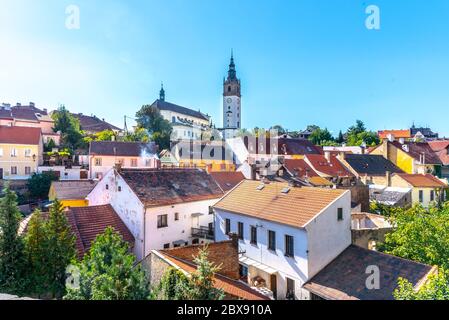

{"left": 191, "top": 226, "right": 214, "bottom": 241}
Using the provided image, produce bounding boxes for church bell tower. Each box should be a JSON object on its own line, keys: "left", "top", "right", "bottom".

{"left": 223, "top": 51, "right": 241, "bottom": 136}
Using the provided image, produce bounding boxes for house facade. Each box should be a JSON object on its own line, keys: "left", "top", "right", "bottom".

{"left": 0, "top": 126, "right": 43, "bottom": 180}
{"left": 213, "top": 180, "right": 352, "bottom": 300}
{"left": 87, "top": 168, "right": 224, "bottom": 260}
{"left": 88, "top": 141, "right": 159, "bottom": 179}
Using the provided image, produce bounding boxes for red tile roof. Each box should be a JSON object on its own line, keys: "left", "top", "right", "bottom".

{"left": 0, "top": 126, "right": 42, "bottom": 145}
{"left": 159, "top": 252, "right": 269, "bottom": 300}
{"left": 378, "top": 129, "right": 411, "bottom": 140}
{"left": 394, "top": 173, "right": 448, "bottom": 188}
{"left": 66, "top": 205, "right": 135, "bottom": 259}
{"left": 428, "top": 141, "right": 449, "bottom": 166}
{"left": 89, "top": 141, "right": 158, "bottom": 157}
{"left": 209, "top": 171, "right": 245, "bottom": 192}
{"left": 71, "top": 113, "right": 121, "bottom": 133}
{"left": 283, "top": 159, "right": 319, "bottom": 179}
{"left": 305, "top": 154, "right": 354, "bottom": 178}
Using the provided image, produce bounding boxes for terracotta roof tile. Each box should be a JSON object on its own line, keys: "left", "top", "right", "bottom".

{"left": 210, "top": 171, "right": 245, "bottom": 192}
{"left": 283, "top": 159, "right": 319, "bottom": 179}
{"left": 67, "top": 205, "right": 135, "bottom": 259}
{"left": 428, "top": 141, "right": 449, "bottom": 166}
{"left": 395, "top": 173, "right": 448, "bottom": 188}
{"left": 0, "top": 126, "right": 42, "bottom": 145}
{"left": 159, "top": 253, "right": 269, "bottom": 300}
{"left": 213, "top": 180, "right": 347, "bottom": 228}
{"left": 305, "top": 154, "right": 354, "bottom": 178}
{"left": 119, "top": 168, "right": 224, "bottom": 207}
{"left": 71, "top": 113, "right": 121, "bottom": 133}
{"left": 378, "top": 130, "right": 411, "bottom": 139}
{"left": 304, "top": 245, "right": 434, "bottom": 300}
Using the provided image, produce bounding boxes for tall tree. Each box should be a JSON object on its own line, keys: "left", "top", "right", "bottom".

{"left": 345, "top": 120, "right": 379, "bottom": 147}
{"left": 64, "top": 227, "right": 151, "bottom": 300}
{"left": 135, "top": 105, "right": 172, "bottom": 150}
{"left": 0, "top": 185, "right": 26, "bottom": 295}
{"left": 378, "top": 204, "right": 449, "bottom": 269}
{"left": 336, "top": 130, "right": 345, "bottom": 144}
{"left": 158, "top": 268, "right": 191, "bottom": 300}
{"left": 52, "top": 105, "right": 85, "bottom": 151}
{"left": 24, "top": 210, "right": 50, "bottom": 297}
{"left": 394, "top": 269, "right": 449, "bottom": 300}
{"left": 27, "top": 172, "right": 59, "bottom": 201}
{"left": 46, "top": 199, "right": 76, "bottom": 298}
{"left": 123, "top": 127, "right": 151, "bottom": 143}
{"left": 309, "top": 127, "right": 335, "bottom": 146}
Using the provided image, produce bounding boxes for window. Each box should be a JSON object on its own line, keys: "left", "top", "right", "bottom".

{"left": 228, "top": 86, "right": 231, "bottom": 92}
{"left": 238, "top": 222, "right": 244, "bottom": 240}
{"left": 419, "top": 190, "right": 424, "bottom": 203}
{"left": 192, "top": 238, "right": 199, "bottom": 245}
{"left": 0, "top": 148, "right": 3, "bottom": 157}
{"left": 172, "top": 116, "right": 176, "bottom": 123}
{"left": 10, "top": 148, "right": 17, "bottom": 157}
{"left": 285, "top": 235, "right": 294, "bottom": 257}
{"left": 174, "top": 212, "right": 179, "bottom": 221}
{"left": 118, "top": 186, "right": 122, "bottom": 192}
{"left": 430, "top": 190, "right": 435, "bottom": 202}
{"left": 250, "top": 226, "right": 257, "bottom": 245}
{"left": 163, "top": 243, "right": 170, "bottom": 249}
{"left": 208, "top": 206, "right": 214, "bottom": 215}
{"left": 225, "top": 218, "right": 231, "bottom": 235}
{"left": 286, "top": 278, "right": 295, "bottom": 300}
{"left": 337, "top": 208, "right": 343, "bottom": 221}
{"left": 25, "top": 167, "right": 31, "bottom": 175}
{"left": 24, "top": 149, "right": 32, "bottom": 157}
{"left": 105, "top": 184, "right": 109, "bottom": 190}
{"left": 95, "top": 158, "right": 102, "bottom": 166}
{"left": 131, "top": 159, "right": 138, "bottom": 167}
{"left": 268, "top": 230, "right": 276, "bottom": 251}
{"left": 11, "top": 166, "right": 17, "bottom": 175}
{"left": 157, "top": 214, "right": 168, "bottom": 228}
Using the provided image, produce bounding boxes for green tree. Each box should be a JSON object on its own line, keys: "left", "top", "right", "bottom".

{"left": 270, "top": 125, "right": 286, "bottom": 135}
{"left": 188, "top": 246, "right": 224, "bottom": 300}
{"left": 0, "top": 185, "right": 26, "bottom": 295}
{"left": 309, "top": 127, "right": 335, "bottom": 146}
{"left": 52, "top": 105, "right": 85, "bottom": 151}
{"left": 27, "top": 172, "right": 59, "bottom": 201}
{"left": 123, "top": 127, "right": 151, "bottom": 143}
{"left": 394, "top": 269, "right": 449, "bottom": 300}
{"left": 135, "top": 105, "right": 172, "bottom": 150}
{"left": 46, "top": 199, "right": 76, "bottom": 298}
{"left": 158, "top": 268, "right": 191, "bottom": 300}
{"left": 64, "top": 227, "right": 150, "bottom": 300}
{"left": 24, "top": 210, "right": 49, "bottom": 297}
{"left": 345, "top": 120, "right": 380, "bottom": 147}
{"left": 336, "top": 130, "right": 345, "bottom": 144}
{"left": 84, "top": 130, "right": 117, "bottom": 144}
{"left": 378, "top": 204, "right": 449, "bottom": 269}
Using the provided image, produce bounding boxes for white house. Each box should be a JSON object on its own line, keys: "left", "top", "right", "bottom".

{"left": 88, "top": 141, "right": 159, "bottom": 179}
{"left": 87, "top": 168, "right": 224, "bottom": 260}
{"left": 213, "top": 180, "right": 352, "bottom": 300}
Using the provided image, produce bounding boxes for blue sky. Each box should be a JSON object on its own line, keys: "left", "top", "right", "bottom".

{"left": 1, "top": 0, "right": 449, "bottom": 136}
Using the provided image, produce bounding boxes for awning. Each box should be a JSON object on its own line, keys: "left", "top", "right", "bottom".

{"left": 239, "top": 255, "right": 278, "bottom": 275}
{"left": 191, "top": 213, "right": 204, "bottom": 218}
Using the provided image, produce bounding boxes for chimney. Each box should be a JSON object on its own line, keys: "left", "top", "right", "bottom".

{"left": 339, "top": 151, "right": 346, "bottom": 160}
{"left": 382, "top": 139, "right": 389, "bottom": 159}
{"left": 386, "top": 170, "right": 391, "bottom": 187}
{"left": 114, "top": 163, "right": 122, "bottom": 172}
{"left": 324, "top": 151, "right": 331, "bottom": 162}
{"left": 29, "top": 102, "right": 35, "bottom": 107}
{"left": 228, "top": 232, "right": 239, "bottom": 250}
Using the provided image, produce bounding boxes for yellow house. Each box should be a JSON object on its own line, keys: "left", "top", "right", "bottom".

{"left": 48, "top": 180, "right": 98, "bottom": 208}
{"left": 390, "top": 173, "right": 448, "bottom": 207}
{"left": 370, "top": 140, "right": 442, "bottom": 175}
{"left": 174, "top": 140, "right": 236, "bottom": 172}
{"left": 0, "top": 126, "right": 43, "bottom": 180}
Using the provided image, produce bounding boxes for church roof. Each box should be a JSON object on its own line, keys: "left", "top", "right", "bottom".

{"left": 151, "top": 99, "right": 209, "bottom": 121}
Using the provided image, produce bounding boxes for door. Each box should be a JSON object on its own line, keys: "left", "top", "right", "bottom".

{"left": 0, "top": 168, "right": 3, "bottom": 179}
{"left": 270, "top": 274, "right": 277, "bottom": 300}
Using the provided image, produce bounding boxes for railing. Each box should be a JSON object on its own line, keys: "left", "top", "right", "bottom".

{"left": 191, "top": 226, "right": 214, "bottom": 240}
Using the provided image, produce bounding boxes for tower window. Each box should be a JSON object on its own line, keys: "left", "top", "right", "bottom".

{"left": 228, "top": 86, "right": 231, "bottom": 92}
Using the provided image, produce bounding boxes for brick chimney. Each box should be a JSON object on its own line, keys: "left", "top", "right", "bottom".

{"left": 382, "top": 139, "right": 389, "bottom": 159}
{"left": 386, "top": 170, "right": 391, "bottom": 187}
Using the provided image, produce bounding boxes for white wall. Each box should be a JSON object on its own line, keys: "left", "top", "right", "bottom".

{"left": 37, "top": 166, "right": 87, "bottom": 180}
{"left": 87, "top": 169, "right": 145, "bottom": 259}
{"left": 89, "top": 155, "right": 158, "bottom": 179}
{"left": 305, "top": 191, "right": 352, "bottom": 278}
{"left": 214, "top": 209, "right": 310, "bottom": 300}
{"left": 144, "top": 199, "right": 218, "bottom": 257}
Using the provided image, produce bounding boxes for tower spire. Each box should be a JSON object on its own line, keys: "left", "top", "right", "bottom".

{"left": 159, "top": 82, "right": 165, "bottom": 101}
{"left": 228, "top": 49, "right": 237, "bottom": 80}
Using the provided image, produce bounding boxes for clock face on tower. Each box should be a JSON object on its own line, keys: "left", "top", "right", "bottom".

{"left": 227, "top": 98, "right": 232, "bottom": 103}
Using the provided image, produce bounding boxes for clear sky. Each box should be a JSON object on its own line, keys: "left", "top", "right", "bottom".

{"left": 1, "top": 0, "right": 448, "bottom": 136}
